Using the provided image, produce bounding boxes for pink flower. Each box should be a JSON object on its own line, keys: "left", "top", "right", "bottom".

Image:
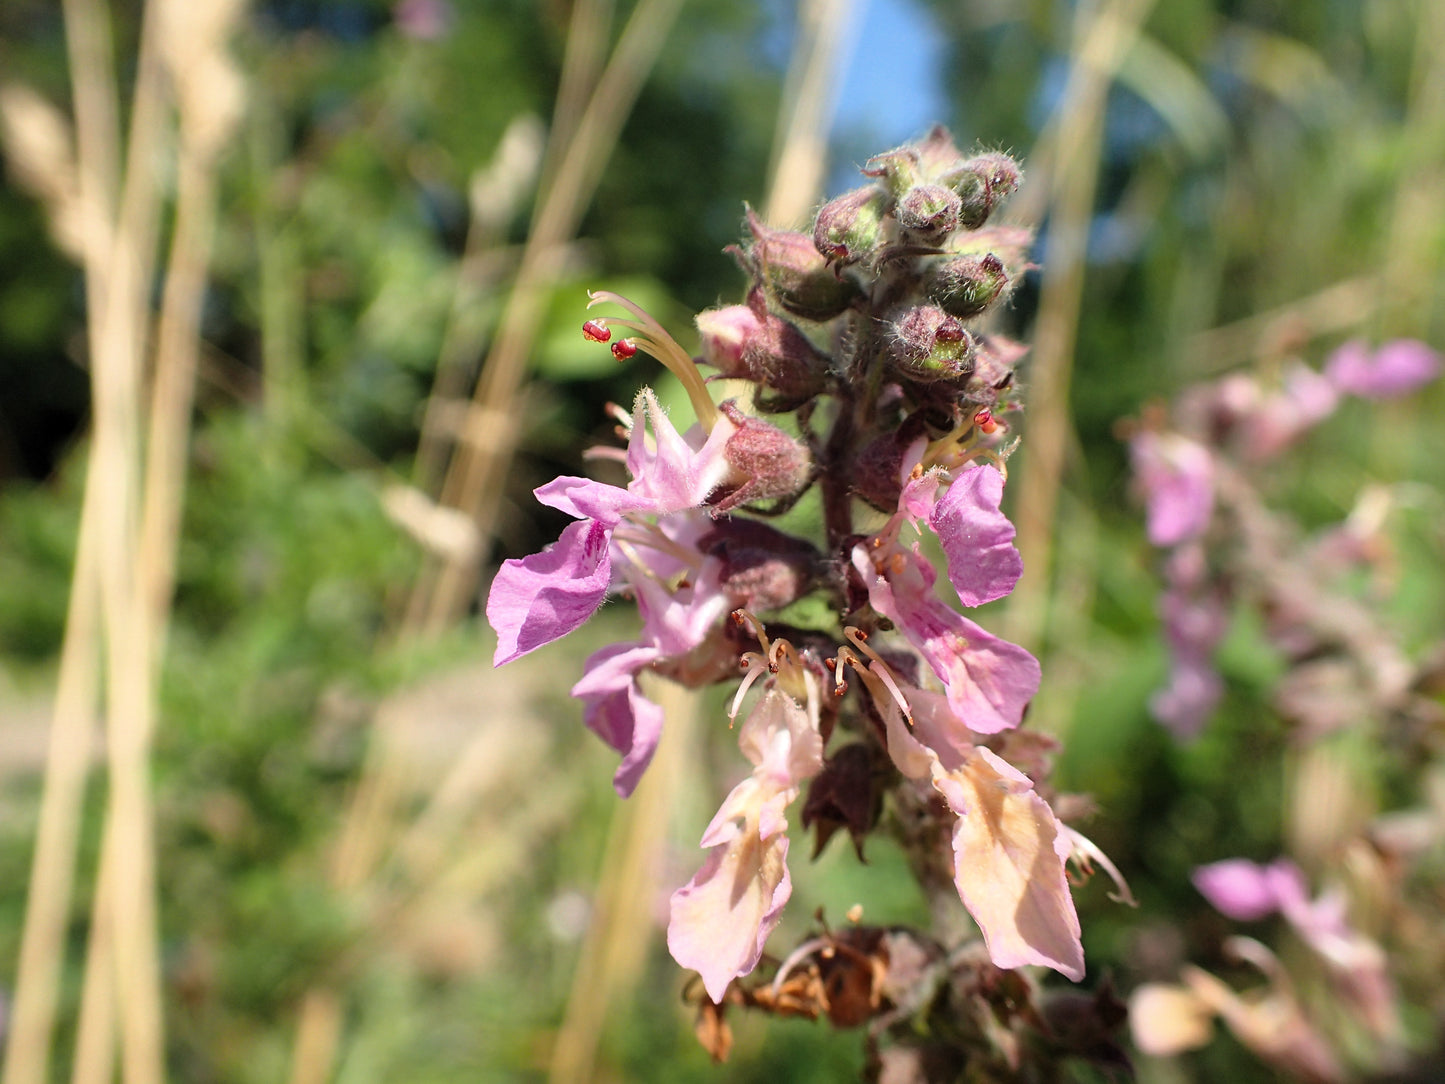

{"left": 1149, "top": 656, "right": 1222, "bottom": 741}
{"left": 570, "top": 524, "right": 731, "bottom": 796}
{"left": 1193, "top": 858, "right": 1401, "bottom": 1044}
{"left": 1193, "top": 858, "right": 1302, "bottom": 922}
{"left": 849, "top": 469, "right": 1038, "bottom": 734}
{"left": 1130, "top": 431, "right": 1215, "bottom": 546}
{"left": 869, "top": 676, "right": 1083, "bottom": 980}
{"left": 486, "top": 388, "right": 733, "bottom": 666}
{"left": 668, "top": 679, "right": 824, "bottom": 1002}
{"left": 1149, "top": 584, "right": 1228, "bottom": 739}
{"left": 1326, "top": 338, "right": 1442, "bottom": 399}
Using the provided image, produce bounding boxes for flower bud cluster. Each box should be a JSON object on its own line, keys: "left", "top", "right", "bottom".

{"left": 487, "top": 129, "right": 1128, "bottom": 1074}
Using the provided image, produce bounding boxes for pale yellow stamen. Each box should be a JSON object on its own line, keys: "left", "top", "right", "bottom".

{"left": 588, "top": 290, "right": 720, "bottom": 432}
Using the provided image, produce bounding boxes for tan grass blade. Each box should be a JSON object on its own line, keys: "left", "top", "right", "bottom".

{"left": 407, "top": 0, "right": 684, "bottom": 635}
{"left": 1005, "top": 0, "right": 1158, "bottom": 652}
{"left": 762, "top": 0, "right": 859, "bottom": 229}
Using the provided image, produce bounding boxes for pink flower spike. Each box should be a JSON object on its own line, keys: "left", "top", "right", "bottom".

{"left": 487, "top": 519, "right": 613, "bottom": 666}
{"left": 930, "top": 464, "right": 1023, "bottom": 607}
{"left": 1327, "top": 337, "right": 1442, "bottom": 399}
{"left": 1192, "top": 858, "right": 1287, "bottom": 922}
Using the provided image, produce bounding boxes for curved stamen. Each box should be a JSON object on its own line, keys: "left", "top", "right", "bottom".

{"left": 1062, "top": 827, "right": 1138, "bottom": 907}
{"left": 589, "top": 290, "right": 720, "bottom": 432}
{"left": 729, "top": 652, "right": 770, "bottom": 723}
{"left": 769, "top": 937, "right": 830, "bottom": 1000}
{"left": 843, "top": 627, "right": 913, "bottom": 725}
{"left": 611, "top": 523, "right": 706, "bottom": 573}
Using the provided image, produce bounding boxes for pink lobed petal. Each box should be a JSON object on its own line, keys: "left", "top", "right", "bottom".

{"left": 854, "top": 543, "right": 1040, "bottom": 733}
{"left": 667, "top": 832, "right": 793, "bottom": 1004}
{"left": 1192, "top": 858, "right": 1282, "bottom": 921}
{"left": 1327, "top": 338, "right": 1442, "bottom": 399}
{"left": 930, "top": 464, "right": 1023, "bottom": 607}
{"left": 487, "top": 518, "right": 613, "bottom": 666}
{"left": 937, "top": 747, "right": 1084, "bottom": 981}
{"left": 572, "top": 642, "right": 665, "bottom": 797}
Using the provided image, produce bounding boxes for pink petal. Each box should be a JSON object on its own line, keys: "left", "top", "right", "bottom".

{"left": 1327, "top": 338, "right": 1442, "bottom": 399}
{"left": 667, "top": 832, "right": 792, "bottom": 1003}
{"left": 1129, "top": 984, "right": 1215, "bottom": 1056}
{"left": 937, "top": 748, "right": 1084, "bottom": 980}
{"left": 572, "top": 642, "right": 664, "bottom": 797}
{"left": 1131, "top": 432, "right": 1215, "bottom": 547}
{"left": 487, "top": 519, "right": 613, "bottom": 665}
{"left": 854, "top": 544, "right": 1039, "bottom": 734}
{"left": 534, "top": 475, "right": 640, "bottom": 525}
{"left": 737, "top": 688, "right": 824, "bottom": 787}
{"left": 625, "top": 389, "right": 734, "bottom": 509}
{"left": 930, "top": 465, "right": 1022, "bottom": 606}
{"left": 1192, "top": 858, "right": 1281, "bottom": 921}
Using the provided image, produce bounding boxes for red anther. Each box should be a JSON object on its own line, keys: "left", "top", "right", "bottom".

{"left": 731, "top": 610, "right": 746, "bottom": 624}
{"left": 833, "top": 680, "right": 848, "bottom": 696}
{"left": 582, "top": 319, "right": 611, "bottom": 343}
{"left": 973, "top": 408, "right": 998, "bottom": 434}
{"left": 824, "top": 658, "right": 837, "bottom": 670}
{"left": 853, "top": 629, "right": 869, "bottom": 641}
{"left": 611, "top": 338, "right": 638, "bottom": 360}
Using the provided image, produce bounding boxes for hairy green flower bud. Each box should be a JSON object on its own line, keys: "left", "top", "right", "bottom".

{"left": 896, "top": 183, "right": 962, "bottom": 246}
{"left": 888, "top": 305, "right": 975, "bottom": 382}
{"left": 924, "top": 253, "right": 1009, "bottom": 318}
{"left": 940, "top": 152, "right": 1021, "bottom": 230}
{"left": 813, "top": 185, "right": 889, "bottom": 267}
{"left": 861, "top": 147, "right": 922, "bottom": 198}
{"left": 742, "top": 208, "right": 861, "bottom": 320}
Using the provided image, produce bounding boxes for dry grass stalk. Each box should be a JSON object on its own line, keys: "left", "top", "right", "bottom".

{"left": 1, "top": 0, "right": 127, "bottom": 1075}
{"left": 3, "top": 1, "right": 244, "bottom": 1081}
{"left": 1005, "top": 0, "right": 1158, "bottom": 652}
{"left": 763, "top": 0, "right": 859, "bottom": 228}
{"left": 546, "top": 680, "right": 698, "bottom": 1084}
{"left": 405, "top": 0, "right": 685, "bottom": 636}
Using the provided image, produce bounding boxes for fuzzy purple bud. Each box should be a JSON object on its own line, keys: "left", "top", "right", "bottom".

{"left": 695, "top": 292, "right": 830, "bottom": 403}
{"left": 697, "top": 518, "right": 819, "bottom": 612}
{"left": 925, "top": 253, "right": 1009, "bottom": 318}
{"left": 712, "top": 401, "right": 813, "bottom": 513}
{"left": 889, "top": 305, "right": 975, "bottom": 382}
{"left": 851, "top": 415, "right": 930, "bottom": 512}
{"left": 743, "top": 208, "right": 861, "bottom": 320}
{"left": 813, "top": 185, "right": 890, "bottom": 267}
